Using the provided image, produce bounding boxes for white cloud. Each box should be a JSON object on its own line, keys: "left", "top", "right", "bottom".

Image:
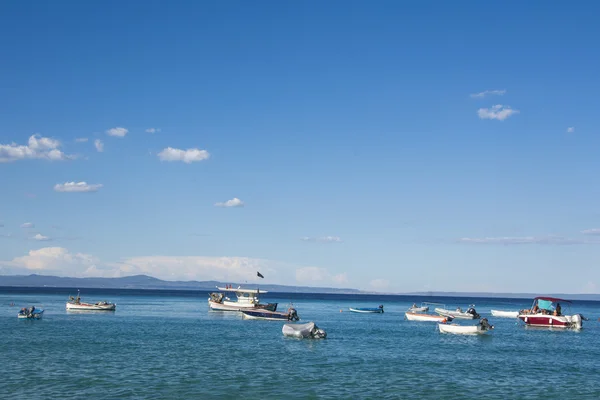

{"left": 477, "top": 105, "right": 519, "bottom": 121}
{"left": 54, "top": 182, "right": 103, "bottom": 193}
{"left": 94, "top": 139, "right": 104, "bottom": 152}
{"left": 6, "top": 247, "right": 100, "bottom": 276}
{"left": 158, "top": 147, "right": 210, "bottom": 163}
{"left": 301, "top": 236, "right": 342, "bottom": 243}
{"left": 75, "top": 138, "right": 88, "bottom": 143}
{"left": 21, "top": 222, "right": 35, "bottom": 229}
{"left": 458, "top": 236, "right": 591, "bottom": 245}
{"left": 145, "top": 128, "right": 161, "bottom": 133}
{"left": 214, "top": 198, "right": 244, "bottom": 208}
{"left": 470, "top": 89, "right": 506, "bottom": 99}
{"left": 567, "top": 127, "right": 575, "bottom": 133}
{"left": 106, "top": 127, "right": 128, "bottom": 137}
{"left": 33, "top": 233, "right": 51, "bottom": 241}
{"left": 0, "top": 134, "right": 73, "bottom": 163}
{"left": 581, "top": 228, "right": 600, "bottom": 235}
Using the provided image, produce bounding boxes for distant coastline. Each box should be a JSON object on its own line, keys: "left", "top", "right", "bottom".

{"left": 0, "top": 274, "right": 598, "bottom": 300}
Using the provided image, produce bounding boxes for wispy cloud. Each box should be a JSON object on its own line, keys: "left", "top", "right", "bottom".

{"left": 75, "top": 138, "right": 88, "bottom": 143}
{"left": 54, "top": 182, "right": 103, "bottom": 193}
{"left": 567, "top": 127, "right": 575, "bottom": 133}
{"left": 295, "top": 266, "right": 348, "bottom": 285}
{"left": 33, "top": 233, "right": 51, "bottom": 241}
{"left": 145, "top": 128, "right": 161, "bottom": 133}
{"left": 458, "top": 235, "right": 592, "bottom": 245}
{"left": 158, "top": 147, "right": 210, "bottom": 163}
{"left": 94, "top": 139, "right": 104, "bottom": 152}
{"left": 477, "top": 105, "right": 519, "bottom": 121}
{"left": 106, "top": 127, "right": 128, "bottom": 137}
{"left": 581, "top": 228, "right": 600, "bottom": 235}
{"left": 0, "top": 134, "right": 74, "bottom": 163}
{"left": 301, "top": 236, "right": 342, "bottom": 243}
{"left": 470, "top": 89, "right": 506, "bottom": 99}
{"left": 21, "top": 222, "right": 35, "bottom": 229}
{"left": 214, "top": 198, "right": 244, "bottom": 208}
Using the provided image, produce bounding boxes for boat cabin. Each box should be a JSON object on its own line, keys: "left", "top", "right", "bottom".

{"left": 521, "top": 296, "right": 568, "bottom": 316}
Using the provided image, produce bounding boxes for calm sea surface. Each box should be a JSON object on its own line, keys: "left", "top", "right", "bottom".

{"left": 2, "top": 287, "right": 600, "bottom": 399}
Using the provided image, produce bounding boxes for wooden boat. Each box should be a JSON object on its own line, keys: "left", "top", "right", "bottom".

{"left": 66, "top": 291, "right": 116, "bottom": 311}
{"left": 241, "top": 307, "right": 299, "bottom": 321}
{"left": 349, "top": 305, "right": 384, "bottom": 313}
{"left": 438, "top": 318, "right": 494, "bottom": 335}
{"left": 518, "top": 296, "right": 584, "bottom": 329}
{"left": 282, "top": 322, "right": 327, "bottom": 339}
{"left": 208, "top": 287, "right": 277, "bottom": 312}
{"left": 405, "top": 312, "right": 452, "bottom": 322}
{"left": 18, "top": 307, "right": 44, "bottom": 319}
{"left": 491, "top": 309, "right": 519, "bottom": 318}
{"left": 435, "top": 305, "right": 480, "bottom": 320}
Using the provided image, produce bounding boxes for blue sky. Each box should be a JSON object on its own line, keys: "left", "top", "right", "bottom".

{"left": 1, "top": 1, "right": 600, "bottom": 293}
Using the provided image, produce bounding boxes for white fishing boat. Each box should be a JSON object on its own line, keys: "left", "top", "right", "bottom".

{"left": 282, "top": 322, "right": 327, "bottom": 339}
{"left": 435, "top": 305, "right": 480, "bottom": 320}
{"left": 208, "top": 286, "right": 277, "bottom": 312}
{"left": 438, "top": 318, "right": 494, "bottom": 335}
{"left": 66, "top": 291, "right": 116, "bottom": 311}
{"left": 490, "top": 309, "right": 519, "bottom": 318}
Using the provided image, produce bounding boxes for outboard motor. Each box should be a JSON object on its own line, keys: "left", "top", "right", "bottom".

{"left": 571, "top": 314, "right": 583, "bottom": 329}
{"left": 311, "top": 325, "right": 327, "bottom": 339}
{"left": 479, "top": 318, "right": 493, "bottom": 331}
{"left": 287, "top": 308, "right": 299, "bottom": 321}
{"left": 379, "top": 305, "right": 384, "bottom": 313}
{"left": 467, "top": 307, "right": 480, "bottom": 318}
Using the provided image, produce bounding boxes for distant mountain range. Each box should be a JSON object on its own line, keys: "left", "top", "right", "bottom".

{"left": 0, "top": 274, "right": 598, "bottom": 300}
{"left": 0, "top": 274, "right": 364, "bottom": 294}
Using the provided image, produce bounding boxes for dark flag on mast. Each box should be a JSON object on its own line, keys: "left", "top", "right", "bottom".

{"left": 257, "top": 271, "right": 264, "bottom": 279}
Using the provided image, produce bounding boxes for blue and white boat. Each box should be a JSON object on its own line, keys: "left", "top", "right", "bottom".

{"left": 349, "top": 305, "right": 384, "bottom": 313}
{"left": 18, "top": 306, "right": 44, "bottom": 319}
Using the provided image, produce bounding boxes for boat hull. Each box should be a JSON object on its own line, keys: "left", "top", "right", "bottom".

{"left": 208, "top": 300, "right": 277, "bottom": 312}
{"left": 349, "top": 307, "right": 384, "bottom": 313}
{"left": 491, "top": 310, "right": 519, "bottom": 318}
{"left": 18, "top": 310, "right": 44, "bottom": 319}
{"left": 438, "top": 323, "right": 489, "bottom": 335}
{"left": 241, "top": 309, "right": 297, "bottom": 321}
{"left": 66, "top": 302, "right": 116, "bottom": 311}
{"left": 405, "top": 312, "right": 450, "bottom": 322}
{"left": 518, "top": 314, "right": 582, "bottom": 329}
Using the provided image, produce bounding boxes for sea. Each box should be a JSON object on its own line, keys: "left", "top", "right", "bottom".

{"left": 2, "top": 287, "right": 600, "bottom": 399}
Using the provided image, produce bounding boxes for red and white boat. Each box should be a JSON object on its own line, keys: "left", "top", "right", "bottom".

{"left": 518, "top": 296, "right": 583, "bottom": 329}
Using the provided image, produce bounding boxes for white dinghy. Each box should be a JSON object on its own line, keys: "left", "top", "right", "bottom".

{"left": 490, "top": 310, "right": 519, "bottom": 318}
{"left": 282, "top": 322, "right": 327, "bottom": 339}
{"left": 438, "top": 318, "right": 494, "bottom": 335}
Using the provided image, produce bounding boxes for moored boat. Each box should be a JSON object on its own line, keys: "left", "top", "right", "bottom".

{"left": 18, "top": 306, "right": 44, "bottom": 319}
{"left": 518, "top": 297, "right": 584, "bottom": 329}
{"left": 438, "top": 318, "right": 494, "bottom": 335}
{"left": 435, "top": 305, "right": 480, "bottom": 320}
{"left": 405, "top": 312, "right": 451, "bottom": 322}
{"left": 349, "top": 305, "right": 384, "bottom": 313}
{"left": 241, "top": 306, "right": 300, "bottom": 321}
{"left": 491, "top": 309, "right": 519, "bottom": 318}
{"left": 408, "top": 303, "right": 429, "bottom": 313}
{"left": 282, "top": 322, "right": 327, "bottom": 339}
{"left": 66, "top": 291, "right": 116, "bottom": 311}
{"left": 208, "top": 286, "right": 277, "bottom": 312}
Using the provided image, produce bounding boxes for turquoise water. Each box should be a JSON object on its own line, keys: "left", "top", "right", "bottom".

{"left": 2, "top": 289, "right": 600, "bottom": 399}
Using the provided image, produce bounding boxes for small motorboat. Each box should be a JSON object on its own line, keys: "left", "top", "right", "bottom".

{"left": 66, "top": 291, "right": 116, "bottom": 311}
{"left": 18, "top": 306, "right": 44, "bottom": 319}
{"left": 491, "top": 309, "right": 519, "bottom": 318}
{"left": 518, "top": 296, "right": 585, "bottom": 329}
{"left": 241, "top": 306, "right": 300, "bottom": 321}
{"left": 435, "top": 305, "right": 480, "bottom": 320}
{"left": 405, "top": 312, "right": 452, "bottom": 322}
{"left": 438, "top": 318, "right": 494, "bottom": 335}
{"left": 349, "top": 305, "right": 384, "bottom": 313}
{"left": 282, "top": 322, "right": 327, "bottom": 339}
